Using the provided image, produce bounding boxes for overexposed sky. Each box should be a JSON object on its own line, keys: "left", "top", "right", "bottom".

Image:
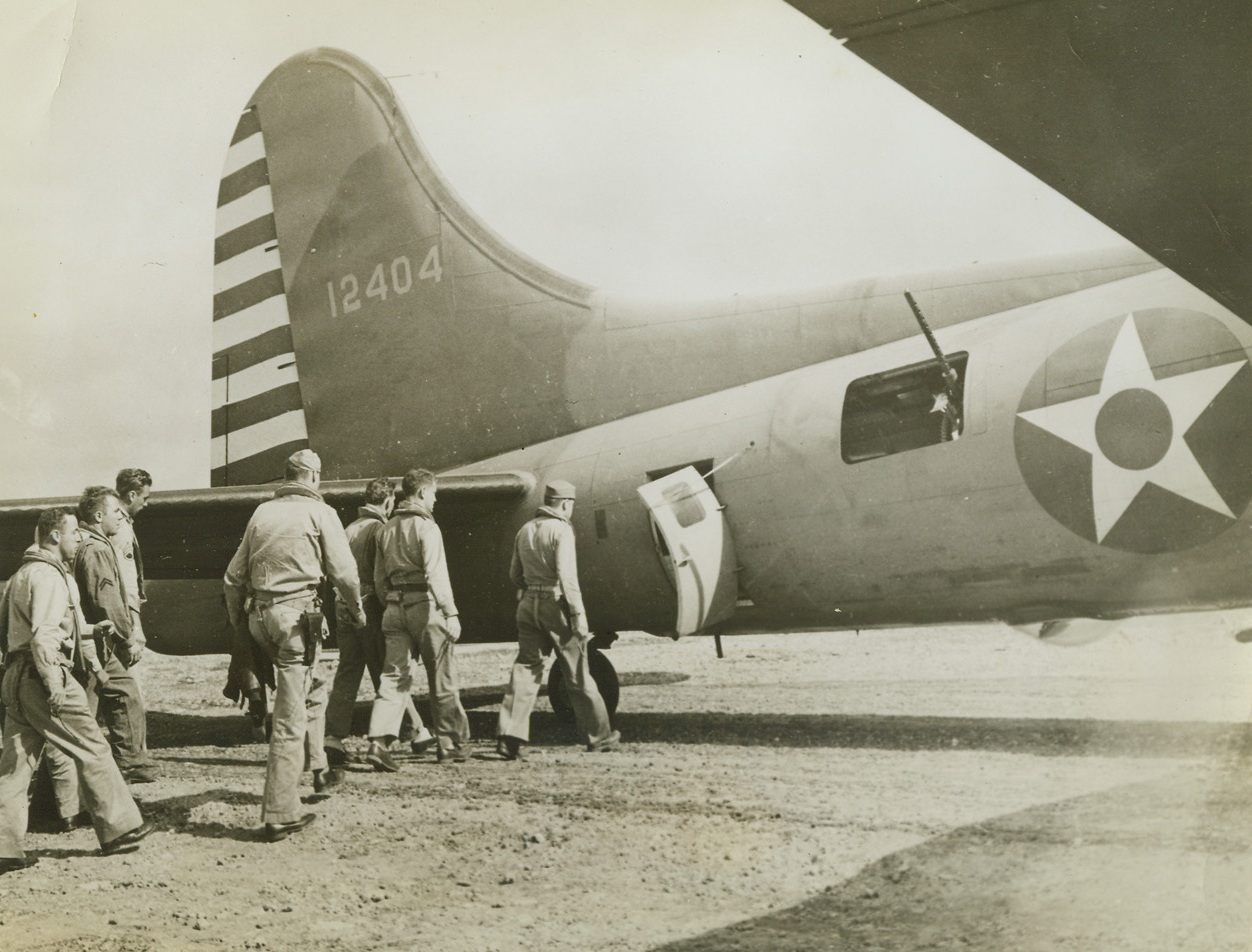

{"left": 0, "top": 0, "right": 1124, "bottom": 497}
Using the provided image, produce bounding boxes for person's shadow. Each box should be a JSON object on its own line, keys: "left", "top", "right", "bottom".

{"left": 135, "top": 787, "right": 267, "bottom": 842}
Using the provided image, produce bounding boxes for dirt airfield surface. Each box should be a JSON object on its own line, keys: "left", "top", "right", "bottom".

{"left": 2, "top": 615, "right": 1252, "bottom": 952}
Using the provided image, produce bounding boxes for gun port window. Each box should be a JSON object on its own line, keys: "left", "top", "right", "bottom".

{"left": 841, "top": 353, "right": 968, "bottom": 463}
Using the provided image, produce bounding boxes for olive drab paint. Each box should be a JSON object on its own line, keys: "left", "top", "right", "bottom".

{"left": 6, "top": 48, "right": 1252, "bottom": 660}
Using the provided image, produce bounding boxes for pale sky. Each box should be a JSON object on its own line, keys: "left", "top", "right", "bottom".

{"left": 0, "top": 0, "right": 1125, "bottom": 498}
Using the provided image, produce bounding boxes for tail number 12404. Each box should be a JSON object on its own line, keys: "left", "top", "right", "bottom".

{"left": 326, "top": 246, "right": 442, "bottom": 317}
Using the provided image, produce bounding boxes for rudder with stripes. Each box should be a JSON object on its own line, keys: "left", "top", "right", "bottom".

{"left": 210, "top": 106, "right": 309, "bottom": 486}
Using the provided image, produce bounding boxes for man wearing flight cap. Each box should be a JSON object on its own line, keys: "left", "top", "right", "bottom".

{"left": 496, "top": 479, "right": 619, "bottom": 760}
{"left": 223, "top": 448, "right": 366, "bottom": 841}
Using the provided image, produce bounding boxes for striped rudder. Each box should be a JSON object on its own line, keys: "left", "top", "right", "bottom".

{"left": 210, "top": 106, "right": 309, "bottom": 486}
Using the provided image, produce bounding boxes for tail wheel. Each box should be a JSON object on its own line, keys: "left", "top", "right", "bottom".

{"left": 548, "top": 648, "right": 620, "bottom": 724}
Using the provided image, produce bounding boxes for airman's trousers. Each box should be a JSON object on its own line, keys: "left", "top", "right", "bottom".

{"left": 497, "top": 594, "right": 612, "bottom": 746}
{"left": 327, "top": 601, "right": 427, "bottom": 744}
{"left": 44, "top": 678, "right": 98, "bottom": 819}
{"left": 93, "top": 649, "right": 154, "bottom": 772}
{"left": 46, "top": 741, "right": 83, "bottom": 819}
{"left": 249, "top": 597, "right": 328, "bottom": 825}
{"left": 325, "top": 600, "right": 383, "bottom": 742}
{"left": 0, "top": 654, "right": 142, "bottom": 859}
{"left": 368, "top": 595, "right": 468, "bottom": 750}
{"left": 45, "top": 653, "right": 153, "bottom": 816}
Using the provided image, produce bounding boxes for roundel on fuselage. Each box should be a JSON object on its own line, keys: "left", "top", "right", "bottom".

{"left": 1014, "top": 308, "right": 1252, "bottom": 553}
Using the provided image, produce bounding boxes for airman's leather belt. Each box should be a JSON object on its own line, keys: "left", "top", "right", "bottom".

{"left": 390, "top": 582, "right": 430, "bottom": 593}
{"left": 524, "top": 584, "right": 562, "bottom": 597}
{"left": 252, "top": 588, "right": 318, "bottom": 609}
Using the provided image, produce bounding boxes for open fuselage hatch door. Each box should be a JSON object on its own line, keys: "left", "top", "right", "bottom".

{"left": 637, "top": 465, "right": 738, "bottom": 636}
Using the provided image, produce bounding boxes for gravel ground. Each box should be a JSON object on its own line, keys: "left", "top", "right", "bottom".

{"left": 1, "top": 613, "right": 1250, "bottom": 951}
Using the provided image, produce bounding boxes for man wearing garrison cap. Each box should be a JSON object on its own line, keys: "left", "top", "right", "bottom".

{"left": 495, "top": 479, "right": 619, "bottom": 760}
{"left": 223, "top": 448, "right": 366, "bottom": 841}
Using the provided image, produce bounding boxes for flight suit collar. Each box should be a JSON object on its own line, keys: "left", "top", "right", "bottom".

{"left": 357, "top": 503, "right": 388, "bottom": 523}
{"left": 21, "top": 543, "right": 65, "bottom": 571}
{"left": 273, "top": 481, "right": 323, "bottom": 501}
{"left": 80, "top": 523, "right": 115, "bottom": 547}
{"left": 534, "top": 505, "right": 569, "bottom": 523}
{"left": 393, "top": 500, "right": 434, "bottom": 521}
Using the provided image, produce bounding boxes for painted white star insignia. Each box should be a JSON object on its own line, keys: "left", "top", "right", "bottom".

{"left": 1017, "top": 316, "right": 1246, "bottom": 541}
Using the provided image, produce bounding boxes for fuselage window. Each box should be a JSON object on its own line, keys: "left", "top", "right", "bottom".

{"left": 662, "top": 482, "right": 706, "bottom": 528}
{"left": 841, "top": 352, "right": 968, "bottom": 463}
{"left": 644, "top": 459, "right": 715, "bottom": 587}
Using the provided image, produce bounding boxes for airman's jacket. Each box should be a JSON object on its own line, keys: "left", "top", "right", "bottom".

{"left": 509, "top": 506, "right": 585, "bottom": 616}
{"left": 114, "top": 509, "right": 146, "bottom": 610}
{"left": 1, "top": 544, "right": 102, "bottom": 693}
{"left": 75, "top": 525, "right": 135, "bottom": 647}
{"left": 223, "top": 482, "right": 364, "bottom": 626}
{"left": 345, "top": 504, "right": 388, "bottom": 604}
{"left": 373, "top": 501, "right": 458, "bottom": 618}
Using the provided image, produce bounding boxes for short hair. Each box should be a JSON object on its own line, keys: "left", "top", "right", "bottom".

{"left": 36, "top": 507, "right": 75, "bottom": 543}
{"left": 77, "top": 486, "right": 120, "bottom": 525}
{"left": 401, "top": 469, "right": 435, "bottom": 499}
{"left": 363, "top": 477, "right": 394, "bottom": 506}
{"left": 116, "top": 468, "right": 152, "bottom": 497}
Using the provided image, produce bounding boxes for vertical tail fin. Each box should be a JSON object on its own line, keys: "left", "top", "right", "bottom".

{"left": 210, "top": 48, "right": 596, "bottom": 485}
{"left": 211, "top": 107, "right": 310, "bottom": 486}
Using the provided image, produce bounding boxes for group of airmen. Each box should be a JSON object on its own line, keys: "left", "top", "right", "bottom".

{"left": 0, "top": 470, "right": 160, "bottom": 871}
{"left": 0, "top": 450, "right": 619, "bottom": 868}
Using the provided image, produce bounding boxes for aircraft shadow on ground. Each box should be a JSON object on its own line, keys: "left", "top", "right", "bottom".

{"left": 145, "top": 671, "right": 688, "bottom": 749}
{"left": 149, "top": 701, "right": 1252, "bottom": 760}
{"left": 597, "top": 711, "right": 1252, "bottom": 759}
{"left": 147, "top": 711, "right": 261, "bottom": 749}
{"left": 647, "top": 751, "right": 1252, "bottom": 952}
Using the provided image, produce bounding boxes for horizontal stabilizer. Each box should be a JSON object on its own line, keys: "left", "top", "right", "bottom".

{"left": 0, "top": 472, "right": 535, "bottom": 583}
{"left": 153, "top": 471, "right": 535, "bottom": 511}
{"left": 0, "top": 471, "right": 535, "bottom": 519}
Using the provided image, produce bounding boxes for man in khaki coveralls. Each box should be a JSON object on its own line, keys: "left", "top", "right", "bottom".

{"left": 224, "top": 449, "right": 366, "bottom": 841}
{"left": 495, "top": 480, "right": 619, "bottom": 760}
{"left": 0, "top": 508, "right": 154, "bottom": 872}
{"left": 365, "top": 469, "right": 469, "bottom": 770}
{"left": 325, "top": 477, "right": 433, "bottom": 765}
